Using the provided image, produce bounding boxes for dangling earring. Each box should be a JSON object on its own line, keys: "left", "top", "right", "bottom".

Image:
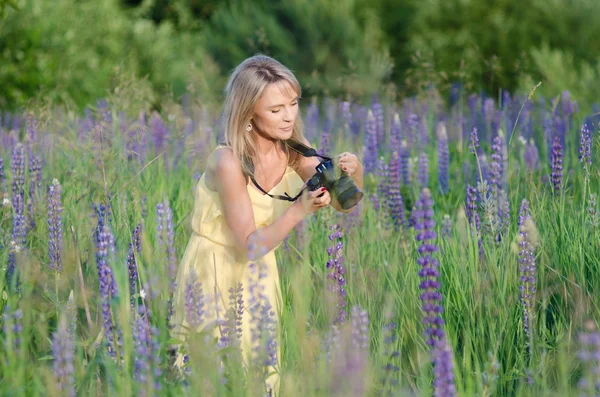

{"left": 246, "top": 123, "right": 253, "bottom": 132}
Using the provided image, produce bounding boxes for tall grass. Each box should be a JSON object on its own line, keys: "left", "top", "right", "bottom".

{"left": 0, "top": 89, "right": 599, "bottom": 396}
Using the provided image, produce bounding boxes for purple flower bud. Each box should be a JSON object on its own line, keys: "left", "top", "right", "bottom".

{"left": 48, "top": 179, "right": 63, "bottom": 271}
{"left": 524, "top": 139, "right": 539, "bottom": 171}
{"left": 576, "top": 320, "right": 600, "bottom": 394}
{"left": 517, "top": 199, "right": 537, "bottom": 352}
{"left": 388, "top": 151, "right": 406, "bottom": 231}
{"left": 399, "top": 140, "right": 411, "bottom": 186}
{"left": 418, "top": 152, "right": 429, "bottom": 189}
{"left": 319, "top": 128, "right": 331, "bottom": 157}
{"left": 550, "top": 135, "right": 564, "bottom": 195}
{"left": 127, "top": 223, "right": 142, "bottom": 307}
{"left": 0, "top": 157, "right": 7, "bottom": 197}
{"left": 363, "top": 110, "right": 378, "bottom": 174}
{"left": 94, "top": 206, "right": 121, "bottom": 360}
{"left": 469, "top": 127, "right": 480, "bottom": 154}
{"left": 52, "top": 316, "right": 75, "bottom": 397}
{"left": 437, "top": 123, "right": 449, "bottom": 194}
{"left": 579, "top": 124, "right": 592, "bottom": 167}
{"left": 326, "top": 225, "right": 347, "bottom": 325}
{"left": 432, "top": 338, "right": 457, "bottom": 397}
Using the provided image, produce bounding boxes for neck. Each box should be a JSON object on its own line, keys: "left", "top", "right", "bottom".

{"left": 254, "top": 131, "right": 282, "bottom": 160}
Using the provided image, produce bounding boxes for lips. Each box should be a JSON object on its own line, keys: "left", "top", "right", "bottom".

{"left": 282, "top": 126, "right": 293, "bottom": 132}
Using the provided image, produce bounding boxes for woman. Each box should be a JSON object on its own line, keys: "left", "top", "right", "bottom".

{"left": 171, "top": 54, "right": 363, "bottom": 394}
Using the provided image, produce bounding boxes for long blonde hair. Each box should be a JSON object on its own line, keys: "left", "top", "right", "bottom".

{"left": 221, "top": 54, "right": 307, "bottom": 178}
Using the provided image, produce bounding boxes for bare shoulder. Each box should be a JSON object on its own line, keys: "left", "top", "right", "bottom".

{"left": 205, "top": 146, "right": 246, "bottom": 192}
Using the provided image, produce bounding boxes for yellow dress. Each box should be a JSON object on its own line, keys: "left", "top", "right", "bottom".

{"left": 171, "top": 152, "right": 304, "bottom": 393}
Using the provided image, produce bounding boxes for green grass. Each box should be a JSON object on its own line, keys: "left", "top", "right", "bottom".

{"left": 0, "top": 98, "right": 599, "bottom": 396}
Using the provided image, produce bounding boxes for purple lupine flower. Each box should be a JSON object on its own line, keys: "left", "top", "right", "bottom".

{"left": 319, "top": 128, "right": 331, "bottom": 157}
{"left": 466, "top": 185, "right": 483, "bottom": 258}
{"left": 490, "top": 133, "right": 504, "bottom": 197}
{"left": 561, "top": 91, "right": 574, "bottom": 131}
{"left": 305, "top": 101, "right": 320, "bottom": 141}
{"left": 437, "top": 122, "right": 449, "bottom": 194}
{"left": 524, "top": 139, "right": 540, "bottom": 171}
{"left": 363, "top": 110, "right": 378, "bottom": 174}
{"left": 390, "top": 113, "right": 402, "bottom": 150}
{"left": 406, "top": 112, "right": 419, "bottom": 149}
{"left": 419, "top": 116, "right": 429, "bottom": 152}
{"left": 150, "top": 111, "right": 167, "bottom": 154}
{"left": 27, "top": 154, "right": 42, "bottom": 230}
{"left": 372, "top": 156, "right": 389, "bottom": 213}
{"left": 498, "top": 189, "right": 510, "bottom": 238}
{"left": 133, "top": 304, "right": 162, "bottom": 393}
{"left": 6, "top": 143, "right": 27, "bottom": 290}
{"left": 94, "top": 208, "right": 121, "bottom": 361}
{"left": 248, "top": 261, "right": 278, "bottom": 370}
{"left": 414, "top": 188, "right": 457, "bottom": 396}
{"left": 328, "top": 306, "right": 370, "bottom": 396}
{"left": 0, "top": 157, "right": 7, "bottom": 198}
{"left": 380, "top": 322, "right": 400, "bottom": 393}
{"left": 157, "top": 200, "right": 177, "bottom": 328}
{"left": 550, "top": 135, "right": 564, "bottom": 195}
{"left": 48, "top": 179, "right": 63, "bottom": 271}
{"left": 441, "top": 215, "right": 452, "bottom": 238}
{"left": 2, "top": 304, "right": 23, "bottom": 353}
{"left": 184, "top": 271, "right": 205, "bottom": 329}
{"left": 388, "top": 150, "right": 406, "bottom": 231}
{"left": 517, "top": 199, "right": 537, "bottom": 352}
{"left": 52, "top": 316, "right": 75, "bottom": 397}
{"left": 576, "top": 319, "right": 600, "bottom": 395}
{"left": 418, "top": 152, "right": 429, "bottom": 189}
{"left": 414, "top": 188, "right": 445, "bottom": 346}
{"left": 372, "top": 97, "right": 385, "bottom": 149}
{"left": 350, "top": 305, "right": 369, "bottom": 351}
{"left": 469, "top": 127, "right": 479, "bottom": 154}
{"left": 431, "top": 338, "right": 457, "bottom": 397}
{"left": 221, "top": 282, "right": 244, "bottom": 348}
{"left": 340, "top": 101, "right": 353, "bottom": 134}
{"left": 399, "top": 140, "right": 411, "bottom": 186}
{"left": 477, "top": 156, "right": 490, "bottom": 187}
{"left": 326, "top": 225, "right": 347, "bottom": 325}
{"left": 127, "top": 223, "right": 142, "bottom": 307}
{"left": 579, "top": 124, "right": 592, "bottom": 168}
{"left": 484, "top": 98, "right": 495, "bottom": 129}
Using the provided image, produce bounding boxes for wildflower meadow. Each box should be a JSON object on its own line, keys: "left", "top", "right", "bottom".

{"left": 1, "top": 88, "right": 600, "bottom": 397}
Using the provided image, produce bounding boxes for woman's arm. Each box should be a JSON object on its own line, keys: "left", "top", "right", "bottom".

{"left": 207, "top": 147, "right": 330, "bottom": 260}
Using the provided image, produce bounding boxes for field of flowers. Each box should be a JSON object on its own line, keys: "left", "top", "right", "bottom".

{"left": 1, "top": 88, "right": 600, "bottom": 396}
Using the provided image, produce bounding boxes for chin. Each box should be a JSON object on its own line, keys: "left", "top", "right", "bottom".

{"left": 281, "top": 129, "right": 294, "bottom": 140}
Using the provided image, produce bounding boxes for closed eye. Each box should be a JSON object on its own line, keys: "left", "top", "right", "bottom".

{"left": 271, "top": 102, "right": 298, "bottom": 114}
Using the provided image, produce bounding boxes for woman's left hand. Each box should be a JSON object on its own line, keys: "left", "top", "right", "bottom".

{"left": 337, "top": 152, "right": 361, "bottom": 177}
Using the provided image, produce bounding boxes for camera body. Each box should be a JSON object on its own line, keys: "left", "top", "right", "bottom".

{"left": 305, "top": 158, "right": 363, "bottom": 210}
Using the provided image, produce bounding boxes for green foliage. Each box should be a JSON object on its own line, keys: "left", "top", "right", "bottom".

{"left": 519, "top": 44, "right": 600, "bottom": 109}
{"left": 201, "top": 0, "right": 393, "bottom": 101}
{"left": 398, "top": 0, "right": 600, "bottom": 105}
{"left": 0, "top": 0, "right": 221, "bottom": 111}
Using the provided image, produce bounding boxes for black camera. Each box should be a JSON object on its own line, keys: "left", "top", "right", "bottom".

{"left": 305, "top": 158, "right": 363, "bottom": 210}
{"left": 248, "top": 139, "right": 364, "bottom": 210}
{"left": 287, "top": 140, "right": 363, "bottom": 210}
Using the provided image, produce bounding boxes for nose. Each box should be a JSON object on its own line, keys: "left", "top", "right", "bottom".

{"left": 282, "top": 106, "right": 294, "bottom": 122}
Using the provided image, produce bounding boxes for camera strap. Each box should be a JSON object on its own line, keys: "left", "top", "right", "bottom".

{"left": 248, "top": 139, "right": 328, "bottom": 202}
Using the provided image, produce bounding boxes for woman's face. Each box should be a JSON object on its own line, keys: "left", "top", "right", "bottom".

{"left": 251, "top": 81, "right": 299, "bottom": 141}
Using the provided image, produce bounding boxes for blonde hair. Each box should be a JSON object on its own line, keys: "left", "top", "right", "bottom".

{"left": 221, "top": 54, "right": 307, "bottom": 178}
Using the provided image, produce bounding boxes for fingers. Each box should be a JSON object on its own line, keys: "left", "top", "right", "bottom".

{"left": 309, "top": 188, "right": 331, "bottom": 208}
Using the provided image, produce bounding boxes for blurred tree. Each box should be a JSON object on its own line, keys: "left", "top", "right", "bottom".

{"left": 201, "top": 0, "right": 393, "bottom": 100}
{"left": 121, "top": 0, "right": 224, "bottom": 30}
{"left": 0, "top": 0, "right": 17, "bottom": 17}
{"left": 404, "top": 0, "right": 600, "bottom": 100}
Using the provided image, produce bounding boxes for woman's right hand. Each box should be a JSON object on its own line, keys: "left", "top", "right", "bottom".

{"left": 294, "top": 187, "right": 332, "bottom": 216}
